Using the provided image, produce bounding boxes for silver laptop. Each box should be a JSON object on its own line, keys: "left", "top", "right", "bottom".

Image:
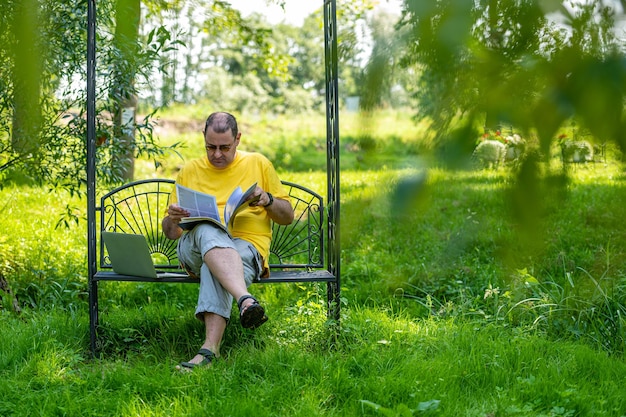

{"left": 102, "top": 232, "right": 187, "bottom": 279}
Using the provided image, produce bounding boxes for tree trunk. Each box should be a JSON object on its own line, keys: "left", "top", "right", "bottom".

{"left": 11, "top": 0, "right": 41, "bottom": 155}
{"left": 113, "top": 0, "right": 141, "bottom": 181}
{"left": 483, "top": 0, "right": 502, "bottom": 134}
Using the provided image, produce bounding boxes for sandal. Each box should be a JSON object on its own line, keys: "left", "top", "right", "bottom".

{"left": 237, "top": 295, "right": 268, "bottom": 329}
{"left": 178, "top": 348, "right": 216, "bottom": 371}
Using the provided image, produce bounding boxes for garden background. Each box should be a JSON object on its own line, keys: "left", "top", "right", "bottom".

{"left": 2, "top": 1, "right": 626, "bottom": 416}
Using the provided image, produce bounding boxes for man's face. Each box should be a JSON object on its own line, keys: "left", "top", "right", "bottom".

{"left": 204, "top": 128, "right": 240, "bottom": 168}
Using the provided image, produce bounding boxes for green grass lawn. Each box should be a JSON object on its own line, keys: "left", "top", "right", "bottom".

{"left": 1, "top": 111, "right": 626, "bottom": 416}
{"left": 2, "top": 305, "right": 626, "bottom": 416}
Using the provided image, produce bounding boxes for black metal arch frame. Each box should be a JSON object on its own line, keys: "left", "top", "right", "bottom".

{"left": 86, "top": 1, "right": 341, "bottom": 354}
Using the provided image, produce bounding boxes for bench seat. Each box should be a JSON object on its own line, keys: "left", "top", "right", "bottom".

{"left": 93, "top": 269, "right": 336, "bottom": 283}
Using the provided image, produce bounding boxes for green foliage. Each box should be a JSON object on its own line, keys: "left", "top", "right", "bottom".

{"left": 506, "top": 265, "right": 626, "bottom": 354}
{"left": 398, "top": 0, "right": 626, "bottom": 162}
{"left": 0, "top": 0, "right": 179, "bottom": 201}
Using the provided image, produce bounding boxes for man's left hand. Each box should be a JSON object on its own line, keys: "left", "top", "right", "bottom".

{"left": 249, "top": 186, "right": 272, "bottom": 208}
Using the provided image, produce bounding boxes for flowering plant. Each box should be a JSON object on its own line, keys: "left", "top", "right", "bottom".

{"left": 556, "top": 133, "right": 569, "bottom": 145}
{"left": 477, "top": 130, "right": 507, "bottom": 145}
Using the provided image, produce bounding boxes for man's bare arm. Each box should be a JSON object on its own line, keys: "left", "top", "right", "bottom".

{"left": 249, "top": 187, "right": 294, "bottom": 225}
{"left": 264, "top": 196, "right": 294, "bottom": 225}
{"left": 162, "top": 204, "right": 189, "bottom": 240}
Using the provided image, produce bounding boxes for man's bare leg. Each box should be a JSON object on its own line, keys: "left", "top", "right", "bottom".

{"left": 204, "top": 247, "right": 257, "bottom": 310}
{"left": 181, "top": 247, "right": 260, "bottom": 365}
{"left": 183, "top": 312, "right": 226, "bottom": 365}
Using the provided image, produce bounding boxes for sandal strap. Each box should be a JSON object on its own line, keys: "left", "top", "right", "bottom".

{"left": 198, "top": 348, "right": 216, "bottom": 361}
{"left": 237, "top": 294, "right": 256, "bottom": 311}
{"left": 179, "top": 349, "right": 216, "bottom": 370}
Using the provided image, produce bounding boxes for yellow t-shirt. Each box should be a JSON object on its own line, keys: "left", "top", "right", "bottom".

{"left": 168, "top": 150, "right": 290, "bottom": 271}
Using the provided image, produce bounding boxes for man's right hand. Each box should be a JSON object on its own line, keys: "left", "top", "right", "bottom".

{"left": 166, "top": 204, "right": 190, "bottom": 224}
{"left": 162, "top": 204, "right": 190, "bottom": 240}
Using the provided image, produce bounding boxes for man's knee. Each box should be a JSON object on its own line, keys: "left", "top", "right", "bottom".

{"left": 204, "top": 246, "right": 239, "bottom": 257}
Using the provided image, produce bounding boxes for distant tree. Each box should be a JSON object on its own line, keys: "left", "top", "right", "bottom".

{"left": 358, "top": 9, "right": 408, "bottom": 110}
{"left": 141, "top": 1, "right": 293, "bottom": 108}
{"left": 111, "top": 0, "right": 141, "bottom": 180}
{"left": 135, "top": 0, "right": 381, "bottom": 113}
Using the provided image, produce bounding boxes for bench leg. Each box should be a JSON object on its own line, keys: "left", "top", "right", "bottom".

{"left": 326, "top": 281, "right": 340, "bottom": 322}
{"left": 89, "top": 279, "right": 99, "bottom": 358}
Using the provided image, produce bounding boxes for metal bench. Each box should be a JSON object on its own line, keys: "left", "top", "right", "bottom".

{"left": 86, "top": 1, "right": 341, "bottom": 357}
{"left": 89, "top": 178, "right": 338, "bottom": 353}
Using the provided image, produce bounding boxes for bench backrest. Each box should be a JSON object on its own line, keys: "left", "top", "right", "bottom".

{"left": 97, "top": 179, "right": 325, "bottom": 271}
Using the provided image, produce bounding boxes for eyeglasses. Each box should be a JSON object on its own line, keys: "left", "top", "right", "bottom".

{"left": 205, "top": 142, "right": 235, "bottom": 153}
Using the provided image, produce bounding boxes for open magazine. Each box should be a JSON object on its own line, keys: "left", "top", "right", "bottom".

{"left": 176, "top": 182, "right": 259, "bottom": 232}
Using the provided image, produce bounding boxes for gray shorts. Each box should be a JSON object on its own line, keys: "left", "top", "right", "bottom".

{"left": 177, "top": 223, "right": 263, "bottom": 320}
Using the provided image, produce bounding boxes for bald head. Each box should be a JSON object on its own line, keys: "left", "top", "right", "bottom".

{"left": 203, "top": 112, "right": 238, "bottom": 139}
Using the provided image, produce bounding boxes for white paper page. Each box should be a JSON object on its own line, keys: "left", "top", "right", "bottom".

{"left": 176, "top": 184, "right": 220, "bottom": 222}
{"left": 224, "top": 186, "right": 244, "bottom": 226}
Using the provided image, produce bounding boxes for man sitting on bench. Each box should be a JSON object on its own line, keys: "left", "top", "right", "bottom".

{"left": 162, "top": 111, "right": 294, "bottom": 371}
